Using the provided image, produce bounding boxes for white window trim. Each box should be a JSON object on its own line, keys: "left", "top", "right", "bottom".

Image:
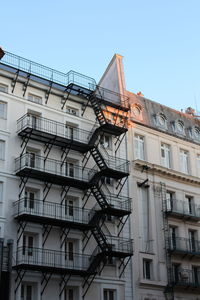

{"left": 134, "top": 134, "right": 145, "bottom": 160}
{"left": 0, "top": 101, "right": 7, "bottom": 119}
{"left": 0, "top": 140, "right": 5, "bottom": 160}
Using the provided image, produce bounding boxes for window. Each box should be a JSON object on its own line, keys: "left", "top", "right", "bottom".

{"left": 26, "top": 152, "right": 36, "bottom": 168}
{"left": 0, "top": 140, "right": 5, "bottom": 160}
{"left": 100, "top": 176, "right": 113, "bottom": 186}
{"left": 100, "top": 134, "right": 112, "bottom": 149}
{"left": 185, "top": 195, "right": 194, "bottom": 215}
{"left": 134, "top": 134, "right": 145, "bottom": 160}
{"left": 194, "top": 127, "right": 200, "bottom": 140}
{"left": 189, "top": 230, "right": 197, "bottom": 252}
{"left": 172, "top": 264, "right": 181, "bottom": 282}
{"left": 169, "top": 227, "right": 177, "bottom": 249}
{"left": 0, "top": 182, "right": 3, "bottom": 216}
{"left": 23, "top": 234, "right": 34, "bottom": 256}
{"left": 180, "top": 149, "right": 189, "bottom": 174}
{"left": 157, "top": 113, "right": 167, "bottom": 128}
{"left": 197, "top": 155, "right": 200, "bottom": 177}
{"left": 24, "top": 190, "right": 35, "bottom": 210}
{"left": 103, "top": 289, "right": 115, "bottom": 300}
{"left": 21, "top": 284, "right": 33, "bottom": 300}
{"left": 65, "top": 196, "right": 77, "bottom": 217}
{"left": 0, "top": 101, "right": 7, "bottom": 119}
{"left": 65, "top": 124, "right": 78, "bottom": 140}
{"left": 66, "top": 106, "right": 79, "bottom": 116}
{"left": 28, "top": 93, "right": 42, "bottom": 104}
{"left": 177, "top": 120, "right": 185, "bottom": 134}
{"left": 166, "top": 191, "right": 174, "bottom": 211}
{"left": 65, "top": 162, "right": 75, "bottom": 177}
{"left": 143, "top": 259, "right": 152, "bottom": 280}
{"left": 193, "top": 266, "right": 200, "bottom": 285}
{"left": 0, "top": 83, "right": 8, "bottom": 93}
{"left": 65, "top": 288, "right": 74, "bottom": 300}
{"left": 161, "top": 143, "right": 171, "bottom": 168}
{"left": 65, "top": 241, "right": 74, "bottom": 261}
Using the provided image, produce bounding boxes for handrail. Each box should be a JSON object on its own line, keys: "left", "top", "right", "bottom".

{"left": 17, "top": 113, "right": 92, "bottom": 144}
{"left": 13, "top": 198, "right": 94, "bottom": 224}
{"left": 15, "top": 153, "right": 97, "bottom": 182}
{"left": 165, "top": 198, "right": 200, "bottom": 218}
{"left": 168, "top": 236, "right": 200, "bottom": 253}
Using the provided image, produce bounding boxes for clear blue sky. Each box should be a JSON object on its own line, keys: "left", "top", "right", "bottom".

{"left": 1, "top": 0, "right": 200, "bottom": 112}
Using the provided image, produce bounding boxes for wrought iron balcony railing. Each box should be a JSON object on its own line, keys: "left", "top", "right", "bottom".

{"left": 13, "top": 198, "right": 95, "bottom": 226}
{"left": 15, "top": 153, "right": 97, "bottom": 183}
{"left": 99, "top": 145, "right": 130, "bottom": 174}
{"left": 170, "top": 268, "right": 200, "bottom": 287}
{"left": 165, "top": 198, "right": 200, "bottom": 220}
{"left": 103, "top": 194, "right": 132, "bottom": 212}
{"left": 14, "top": 247, "right": 92, "bottom": 273}
{"left": 17, "top": 114, "right": 92, "bottom": 145}
{"left": 168, "top": 237, "right": 200, "bottom": 255}
{"left": 93, "top": 236, "right": 134, "bottom": 256}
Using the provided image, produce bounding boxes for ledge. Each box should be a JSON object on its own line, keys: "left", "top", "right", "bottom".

{"left": 133, "top": 160, "right": 200, "bottom": 185}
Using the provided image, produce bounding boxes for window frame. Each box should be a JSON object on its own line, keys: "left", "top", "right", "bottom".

{"left": 179, "top": 149, "right": 189, "bottom": 174}
{"left": 134, "top": 134, "right": 145, "bottom": 160}
{"left": 0, "top": 140, "right": 5, "bottom": 160}
{"left": 161, "top": 143, "right": 171, "bottom": 168}
{"left": 0, "top": 101, "right": 7, "bottom": 119}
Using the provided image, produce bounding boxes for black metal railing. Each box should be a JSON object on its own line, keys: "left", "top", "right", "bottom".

{"left": 15, "top": 153, "right": 97, "bottom": 182}
{"left": 96, "top": 236, "right": 134, "bottom": 255}
{"left": 99, "top": 145, "right": 130, "bottom": 174}
{"left": 170, "top": 268, "right": 200, "bottom": 287}
{"left": 168, "top": 237, "right": 200, "bottom": 254}
{"left": 165, "top": 198, "right": 200, "bottom": 219}
{"left": 13, "top": 198, "right": 95, "bottom": 224}
{"left": 17, "top": 114, "right": 92, "bottom": 144}
{"left": 1, "top": 52, "right": 129, "bottom": 109}
{"left": 15, "top": 247, "right": 91, "bottom": 271}
{"left": 1, "top": 51, "right": 96, "bottom": 90}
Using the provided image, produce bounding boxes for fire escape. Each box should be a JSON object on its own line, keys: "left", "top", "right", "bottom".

{"left": 161, "top": 182, "right": 200, "bottom": 299}
{"left": 0, "top": 51, "right": 133, "bottom": 299}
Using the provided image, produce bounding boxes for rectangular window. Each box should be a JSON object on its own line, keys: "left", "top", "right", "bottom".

{"left": 189, "top": 230, "right": 197, "bottom": 252}
{"left": 0, "top": 83, "right": 8, "bottom": 93}
{"left": 185, "top": 195, "right": 194, "bottom": 215}
{"left": 143, "top": 259, "right": 152, "bottom": 279}
{"left": 180, "top": 149, "right": 189, "bottom": 174}
{"left": 23, "top": 234, "right": 34, "bottom": 256}
{"left": 103, "top": 289, "right": 115, "bottom": 300}
{"left": 134, "top": 134, "right": 145, "bottom": 160}
{"left": 166, "top": 191, "right": 174, "bottom": 211}
{"left": 197, "top": 155, "right": 200, "bottom": 177}
{"left": 0, "top": 101, "right": 7, "bottom": 119}
{"left": 65, "top": 241, "right": 74, "bottom": 261}
{"left": 28, "top": 93, "right": 42, "bottom": 104}
{"left": 172, "top": 264, "right": 181, "bottom": 282}
{"left": 24, "top": 190, "right": 35, "bottom": 210}
{"left": 66, "top": 162, "right": 75, "bottom": 177}
{"left": 161, "top": 143, "right": 171, "bottom": 168}
{"left": 100, "top": 134, "right": 112, "bottom": 149}
{"left": 193, "top": 266, "right": 200, "bottom": 285}
{"left": 0, "top": 140, "right": 5, "bottom": 160}
{"left": 65, "top": 288, "right": 74, "bottom": 300}
{"left": 169, "top": 227, "right": 177, "bottom": 249}
{"left": 21, "top": 284, "right": 33, "bottom": 300}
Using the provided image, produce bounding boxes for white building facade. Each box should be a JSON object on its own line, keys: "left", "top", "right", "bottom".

{"left": 100, "top": 54, "right": 200, "bottom": 300}
{"left": 0, "top": 50, "right": 133, "bottom": 300}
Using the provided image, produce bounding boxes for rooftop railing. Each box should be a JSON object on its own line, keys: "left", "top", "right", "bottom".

{"left": 1, "top": 51, "right": 129, "bottom": 109}
{"left": 17, "top": 114, "right": 92, "bottom": 145}
{"left": 15, "top": 153, "right": 97, "bottom": 182}
{"left": 165, "top": 198, "right": 200, "bottom": 219}
{"left": 1, "top": 51, "right": 96, "bottom": 90}
{"left": 168, "top": 237, "right": 200, "bottom": 255}
{"left": 15, "top": 247, "right": 92, "bottom": 272}
{"left": 13, "top": 198, "right": 94, "bottom": 225}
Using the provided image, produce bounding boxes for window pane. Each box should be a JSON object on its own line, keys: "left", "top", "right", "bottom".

{"left": 0, "top": 102, "right": 6, "bottom": 118}
{"left": 0, "top": 140, "right": 5, "bottom": 160}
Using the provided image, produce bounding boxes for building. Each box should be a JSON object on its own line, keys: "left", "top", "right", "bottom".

{"left": 101, "top": 54, "right": 200, "bottom": 300}
{"left": 0, "top": 49, "right": 133, "bottom": 300}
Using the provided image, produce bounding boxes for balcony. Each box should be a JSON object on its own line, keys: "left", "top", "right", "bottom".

{"left": 15, "top": 154, "right": 97, "bottom": 189}
{"left": 170, "top": 268, "right": 200, "bottom": 290}
{"left": 168, "top": 237, "right": 200, "bottom": 257}
{"left": 17, "top": 114, "right": 94, "bottom": 153}
{"left": 13, "top": 199, "right": 95, "bottom": 230}
{"left": 165, "top": 198, "right": 200, "bottom": 222}
{"left": 96, "top": 236, "right": 134, "bottom": 258}
{"left": 95, "top": 194, "right": 132, "bottom": 217}
{"left": 13, "top": 247, "right": 94, "bottom": 276}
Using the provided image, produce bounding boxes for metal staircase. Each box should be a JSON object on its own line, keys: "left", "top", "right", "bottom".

{"left": 90, "top": 147, "right": 107, "bottom": 170}
{"left": 89, "top": 95, "right": 107, "bottom": 126}
{"left": 90, "top": 185, "right": 109, "bottom": 209}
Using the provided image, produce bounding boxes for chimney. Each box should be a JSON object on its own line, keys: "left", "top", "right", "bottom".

{"left": 137, "top": 91, "right": 144, "bottom": 97}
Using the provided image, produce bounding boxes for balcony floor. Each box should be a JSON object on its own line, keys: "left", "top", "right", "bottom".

{"left": 18, "top": 127, "right": 92, "bottom": 153}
